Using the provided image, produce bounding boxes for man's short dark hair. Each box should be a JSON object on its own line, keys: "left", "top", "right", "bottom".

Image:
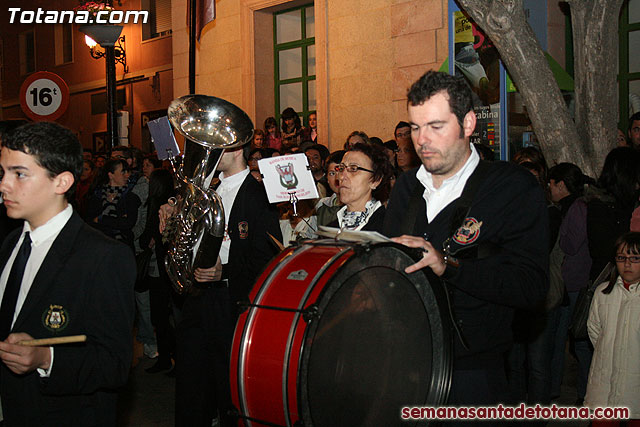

{"left": 407, "top": 71, "right": 473, "bottom": 130}
{"left": 304, "top": 144, "right": 330, "bottom": 162}
{"left": 395, "top": 121, "right": 410, "bottom": 134}
{"left": 111, "top": 146, "right": 132, "bottom": 159}
{"left": 629, "top": 112, "right": 640, "bottom": 131}
{"left": 0, "top": 120, "right": 30, "bottom": 143}
{"left": 2, "top": 122, "right": 83, "bottom": 201}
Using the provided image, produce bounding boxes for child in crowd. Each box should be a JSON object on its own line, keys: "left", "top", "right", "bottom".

{"left": 585, "top": 232, "right": 640, "bottom": 426}
{"left": 264, "top": 117, "right": 281, "bottom": 151}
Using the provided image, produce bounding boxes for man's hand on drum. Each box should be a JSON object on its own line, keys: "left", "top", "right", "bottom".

{"left": 391, "top": 235, "right": 446, "bottom": 276}
{"left": 194, "top": 256, "right": 222, "bottom": 283}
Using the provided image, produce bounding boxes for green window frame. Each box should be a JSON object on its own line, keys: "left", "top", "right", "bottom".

{"left": 273, "top": 4, "right": 315, "bottom": 126}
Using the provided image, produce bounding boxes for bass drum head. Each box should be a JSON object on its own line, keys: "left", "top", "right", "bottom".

{"left": 298, "top": 245, "right": 451, "bottom": 426}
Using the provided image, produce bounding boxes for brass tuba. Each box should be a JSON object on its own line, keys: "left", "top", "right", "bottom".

{"left": 164, "top": 95, "right": 254, "bottom": 294}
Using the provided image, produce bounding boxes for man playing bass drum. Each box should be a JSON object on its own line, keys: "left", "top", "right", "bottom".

{"left": 385, "top": 71, "right": 549, "bottom": 409}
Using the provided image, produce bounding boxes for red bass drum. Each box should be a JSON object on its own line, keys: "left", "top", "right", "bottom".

{"left": 230, "top": 241, "right": 452, "bottom": 427}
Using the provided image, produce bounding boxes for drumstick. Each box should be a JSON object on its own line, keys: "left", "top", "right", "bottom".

{"left": 268, "top": 232, "right": 285, "bottom": 251}
{"left": 17, "top": 335, "right": 87, "bottom": 346}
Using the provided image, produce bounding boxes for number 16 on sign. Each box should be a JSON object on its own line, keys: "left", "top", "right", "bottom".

{"left": 20, "top": 71, "right": 70, "bottom": 122}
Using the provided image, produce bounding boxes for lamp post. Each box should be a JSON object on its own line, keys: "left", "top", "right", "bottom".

{"left": 79, "top": 25, "right": 125, "bottom": 151}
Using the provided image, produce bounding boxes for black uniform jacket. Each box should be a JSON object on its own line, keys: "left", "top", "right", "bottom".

{"left": 225, "top": 174, "right": 283, "bottom": 305}
{"left": 0, "top": 212, "right": 135, "bottom": 426}
{"left": 384, "top": 161, "right": 549, "bottom": 369}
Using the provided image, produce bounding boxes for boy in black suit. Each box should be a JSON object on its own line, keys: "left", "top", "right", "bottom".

{"left": 0, "top": 122, "right": 135, "bottom": 426}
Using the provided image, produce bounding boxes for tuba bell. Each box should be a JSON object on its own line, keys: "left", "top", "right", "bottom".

{"left": 164, "top": 95, "right": 254, "bottom": 294}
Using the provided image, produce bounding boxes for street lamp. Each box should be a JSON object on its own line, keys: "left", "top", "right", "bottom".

{"left": 79, "top": 24, "right": 126, "bottom": 151}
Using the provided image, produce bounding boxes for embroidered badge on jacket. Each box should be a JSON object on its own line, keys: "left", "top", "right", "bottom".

{"left": 239, "top": 221, "right": 249, "bottom": 239}
{"left": 42, "top": 304, "right": 69, "bottom": 332}
{"left": 453, "top": 217, "right": 483, "bottom": 245}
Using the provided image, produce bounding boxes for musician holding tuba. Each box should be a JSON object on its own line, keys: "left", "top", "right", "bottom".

{"left": 159, "top": 96, "right": 281, "bottom": 426}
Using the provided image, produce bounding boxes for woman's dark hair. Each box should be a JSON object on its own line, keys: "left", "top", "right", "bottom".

{"left": 548, "top": 162, "right": 590, "bottom": 196}
{"left": 264, "top": 117, "right": 280, "bottom": 137}
{"left": 513, "top": 146, "right": 548, "bottom": 181}
{"left": 348, "top": 142, "right": 393, "bottom": 203}
{"left": 147, "top": 169, "right": 175, "bottom": 208}
{"left": 82, "top": 160, "right": 96, "bottom": 182}
{"left": 280, "top": 108, "right": 301, "bottom": 132}
{"left": 252, "top": 128, "right": 265, "bottom": 142}
{"left": 325, "top": 150, "right": 346, "bottom": 172}
{"left": 144, "top": 154, "right": 162, "bottom": 169}
{"left": 94, "top": 159, "right": 128, "bottom": 188}
{"left": 519, "top": 161, "right": 546, "bottom": 188}
{"left": 246, "top": 147, "right": 268, "bottom": 164}
{"left": 602, "top": 231, "right": 640, "bottom": 294}
{"left": 260, "top": 147, "right": 279, "bottom": 158}
{"left": 597, "top": 147, "right": 640, "bottom": 209}
{"left": 344, "top": 130, "right": 370, "bottom": 149}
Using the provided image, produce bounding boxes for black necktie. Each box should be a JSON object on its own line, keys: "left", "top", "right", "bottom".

{"left": 0, "top": 232, "right": 32, "bottom": 340}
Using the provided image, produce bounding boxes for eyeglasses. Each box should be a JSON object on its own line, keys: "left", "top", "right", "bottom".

{"left": 615, "top": 255, "right": 640, "bottom": 263}
{"left": 336, "top": 163, "right": 374, "bottom": 174}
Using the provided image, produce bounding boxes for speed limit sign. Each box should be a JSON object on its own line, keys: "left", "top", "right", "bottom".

{"left": 19, "top": 71, "right": 70, "bottom": 121}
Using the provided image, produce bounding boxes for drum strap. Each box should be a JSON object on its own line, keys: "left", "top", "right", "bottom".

{"left": 447, "top": 160, "right": 492, "bottom": 238}
{"left": 442, "top": 160, "right": 494, "bottom": 352}
{"left": 401, "top": 179, "right": 427, "bottom": 235}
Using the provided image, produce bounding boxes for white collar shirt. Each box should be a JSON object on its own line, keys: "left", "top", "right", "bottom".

{"left": 0, "top": 204, "right": 73, "bottom": 326}
{"left": 216, "top": 168, "right": 250, "bottom": 265}
{"left": 416, "top": 144, "right": 480, "bottom": 223}
{"left": 0, "top": 204, "right": 73, "bottom": 377}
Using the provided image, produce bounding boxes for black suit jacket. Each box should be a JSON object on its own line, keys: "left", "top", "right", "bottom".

{"left": 225, "top": 174, "right": 282, "bottom": 305}
{"left": 0, "top": 212, "right": 135, "bottom": 426}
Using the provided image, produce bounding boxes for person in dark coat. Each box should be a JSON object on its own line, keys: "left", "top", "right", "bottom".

{"left": 385, "top": 71, "right": 548, "bottom": 410}
{"left": 0, "top": 122, "right": 135, "bottom": 426}
{"left": 162, "top": 145, "right": 282, "bottom": 427}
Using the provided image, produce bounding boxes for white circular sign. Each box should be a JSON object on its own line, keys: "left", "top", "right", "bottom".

{"left": 19, "top": 71, "right": 70, "bottom": 121}
{"left": 24, "top": 78, "right": 63, "bottom": 116}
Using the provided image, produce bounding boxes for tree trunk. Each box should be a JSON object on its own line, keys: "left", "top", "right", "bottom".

{"left": 457, "top": 0, "right": 619, "bottom": 178}
{"left": 568, "top": 0, "right": 623, "bottom": 176}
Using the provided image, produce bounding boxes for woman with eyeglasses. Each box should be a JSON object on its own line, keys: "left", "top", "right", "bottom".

{"left": 331, "top": 143, "right": 392, "bottom": 232}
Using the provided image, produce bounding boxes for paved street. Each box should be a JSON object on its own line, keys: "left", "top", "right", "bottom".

{"left": 118, "top": 337, "right": 586, "bottom": 426}
{"left": 118, "top": 340, "right": 175, "bottom": 426}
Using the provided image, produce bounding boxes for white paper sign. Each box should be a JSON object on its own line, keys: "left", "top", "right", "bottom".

{"left": 258, "top": 153, "right": 319, "bottom": 204}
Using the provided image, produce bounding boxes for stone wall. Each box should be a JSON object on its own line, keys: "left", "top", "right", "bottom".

{"left": 172, "top": 0, "right": 446, "bottom": 151}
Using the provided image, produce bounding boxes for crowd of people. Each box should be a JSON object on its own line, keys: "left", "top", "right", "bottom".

{"left": 0, "top": 69, "right": 639, "bottom": 426}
